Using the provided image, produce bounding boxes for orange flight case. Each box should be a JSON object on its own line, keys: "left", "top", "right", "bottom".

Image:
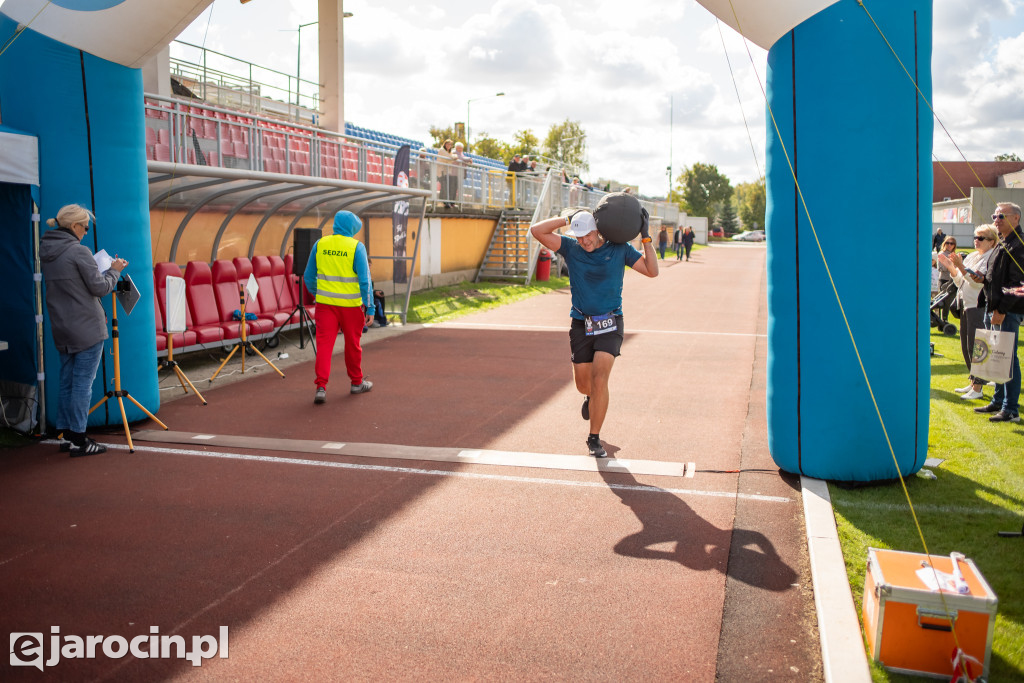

{"left": 862, "top": 547, "right": 998, "bottom": 679}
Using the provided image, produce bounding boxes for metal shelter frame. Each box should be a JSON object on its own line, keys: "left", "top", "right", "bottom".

{"left": 148, "top": 161, "right": 431, "bottom": 323}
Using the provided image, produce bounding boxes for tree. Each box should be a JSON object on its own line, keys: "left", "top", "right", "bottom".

{"left": 428, "top": 126, "right": 459, "bottom": 148}
{"left": 472, "top": 135, "right": 508, "bottom": 161}
{"left": 995, "top": 152, "right": 1022, "bottom": 162}
{"left": 542, "top": 119, "right": 588, "bottom": 171}
{"left": 717, "top": 200, "right": 739, "bottom": 235}
{"left": 735, "top": 178, "right": 766, "bottom": 230}
{"left": 677, "top": 162, "right": 732, "bottom": 219}
{"left": 512, "top": 129, "right": 540, "bottom": 157}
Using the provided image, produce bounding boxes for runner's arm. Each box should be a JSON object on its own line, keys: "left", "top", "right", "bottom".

{"left": 630, "top": 240, "right": 659, "bottom": 278}
{"left": 530, "top": 216, "right": 565, "bottom": 252}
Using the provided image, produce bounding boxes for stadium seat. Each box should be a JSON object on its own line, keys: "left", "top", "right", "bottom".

{"left": 230, "top": 258, "right": 276, "bottom": 333}
{"left": 183, "top": 261, "right": 231, "bottom": 343}
{"left": 153, "top": 262, "right": 198, "bottom": 350}
{"left": 249, "top": 256, "right": 291, "bottom": 326}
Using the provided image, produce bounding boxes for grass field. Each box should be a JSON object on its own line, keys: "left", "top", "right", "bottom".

{"left": 831, "top": 329, "right": 1024, "bottom": 681}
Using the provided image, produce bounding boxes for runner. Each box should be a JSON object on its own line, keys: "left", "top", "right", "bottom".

{"left": 530, "top": 210, "right": 658, "bottom": 457}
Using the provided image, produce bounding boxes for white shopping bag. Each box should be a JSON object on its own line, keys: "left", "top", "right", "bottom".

{"left": 971, "top": 328, "right": 1015, "bottom": 384}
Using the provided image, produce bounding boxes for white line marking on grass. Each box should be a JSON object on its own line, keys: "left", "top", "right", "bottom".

{"left": 833, "top": 500, "right": 1022, "bottom": 516}
{"left": 93, "top": 442, "right": 792, "bottom": 503}
{"left": 436, "top": 321, "right": 765, "bottom": 338}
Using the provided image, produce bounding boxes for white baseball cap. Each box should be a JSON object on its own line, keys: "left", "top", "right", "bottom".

{"left": 565, "top": 211, "right": 597, "bottom": 237}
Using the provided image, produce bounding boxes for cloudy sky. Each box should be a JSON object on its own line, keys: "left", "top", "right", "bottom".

{"left": 173, "top": 0, "right": 1024, "bottom": 197}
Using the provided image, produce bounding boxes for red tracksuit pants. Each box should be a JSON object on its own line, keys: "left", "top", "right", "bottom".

{"left": 314, "top": 303, "right": 365, "bottom": 388}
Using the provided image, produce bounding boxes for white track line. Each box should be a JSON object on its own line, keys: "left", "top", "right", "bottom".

{"left": 89, "top": 442, "right": 792, "bottom": 503}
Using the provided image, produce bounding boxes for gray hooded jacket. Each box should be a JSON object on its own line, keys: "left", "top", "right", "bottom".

{"left": 39, "top": 228, "right": 119, "bottom": 353}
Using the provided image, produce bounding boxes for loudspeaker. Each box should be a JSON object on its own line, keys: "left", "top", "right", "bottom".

{"left": 292, "top": 228, "right": 320, "bottom": 276}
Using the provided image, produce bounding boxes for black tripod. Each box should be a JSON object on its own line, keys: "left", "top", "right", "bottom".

{"left": 998, "top": 519, "right": 1023, "bottom": 538}
{"left": 267, "top": 301, "right": 316, "bottom": 353}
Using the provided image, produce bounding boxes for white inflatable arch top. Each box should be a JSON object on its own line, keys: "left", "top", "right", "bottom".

{"left": 0, "top": 0, "right": 213, "bottom": 67}
{"left": 694, "top": 0, "right": 841, "bottom": 49}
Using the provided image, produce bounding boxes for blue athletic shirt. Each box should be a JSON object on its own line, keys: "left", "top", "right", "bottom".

{"left": 557, "top": 235, "right": 642, "bottom": 320}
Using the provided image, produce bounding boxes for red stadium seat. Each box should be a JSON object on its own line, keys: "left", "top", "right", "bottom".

{"left": 251, "top": 256, "right": 291, "bottom": 326}
{"left": 226, "top": 258, "right": 274, "bottom": 334}
{"left": 154, "top": 262, "right": 197, "bottom": 350}
{"left": 183, "top": 261, "right": 232, "bottom": 342}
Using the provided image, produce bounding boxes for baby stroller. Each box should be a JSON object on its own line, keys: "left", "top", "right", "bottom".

{"left": 929, "top": 285, "right": 958, "bottom": 336}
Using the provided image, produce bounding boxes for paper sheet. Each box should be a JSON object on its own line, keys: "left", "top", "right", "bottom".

{"left": 93, "top": 249, "right": 113, "bottom": 273}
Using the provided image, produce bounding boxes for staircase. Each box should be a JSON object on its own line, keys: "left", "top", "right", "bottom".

{"left": 475, "top": 209, "right": 536, "bottom": 283}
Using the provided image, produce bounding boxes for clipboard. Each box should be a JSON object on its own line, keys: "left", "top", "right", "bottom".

{"left": 115, "top": 273, "right": 141, "bottom": 316}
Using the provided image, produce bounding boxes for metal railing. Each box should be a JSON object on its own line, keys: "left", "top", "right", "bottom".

{"left": 169, "top": 40, "right": 320, "bottom": 124}
{"left": 143, "top": 94, "right": 680, "bottom": 222}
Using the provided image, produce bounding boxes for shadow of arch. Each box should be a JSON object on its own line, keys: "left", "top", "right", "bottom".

{"left": 598, "top": 453, "right": 797, "bottom": 592}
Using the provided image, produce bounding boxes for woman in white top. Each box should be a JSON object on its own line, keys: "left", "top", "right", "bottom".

{"left": 937, "top": 224, "right": 998, "bottom": 400}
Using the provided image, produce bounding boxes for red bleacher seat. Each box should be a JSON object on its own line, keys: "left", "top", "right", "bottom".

{"left": 154, "top": 291, "right": 166, "bottom": 353}
{"left": 283, "top": 254, "right": 315, "bottom": 317}
{"left": 251, "top": 256, "right": 291, "bottom": 326}
{"left": 154, "top": 262, "right": 198, "bottom": 350}
{"left": 269, "top": 256, "right": 299, "bottom": 322}
{"left": 183, "top": 261, "right": 232, "bottom": 343}
{"left": 154, "top": 144, "right": 171, "bottom": 162}
{"left": 226, "top": 258, "right": 275, "bottom": 334}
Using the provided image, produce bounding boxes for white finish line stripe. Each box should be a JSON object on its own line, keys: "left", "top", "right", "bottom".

{"left": 89, "top": 442, "right": 791, "bottom": 503}
{"left": 134, "top": 430, "right": 689, "bottom": 478}
{"left": 434, "top": 322, "right": 766, "bottom": 338}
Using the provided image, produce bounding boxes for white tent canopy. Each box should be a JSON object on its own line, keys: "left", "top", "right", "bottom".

{"left": 0, "top": 128, "right": 38, "bottom": 186}
{"left": 694, "top": 0, "right": 841, "bottom": 50}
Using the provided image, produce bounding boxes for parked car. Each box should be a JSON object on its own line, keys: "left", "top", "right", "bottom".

{"left": 731, "top": 230, "right": 766, "bottom": 242}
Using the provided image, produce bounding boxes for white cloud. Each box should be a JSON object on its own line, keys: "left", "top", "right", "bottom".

{"left": 173, "top": 0, "right": 1024, "bottom": 196}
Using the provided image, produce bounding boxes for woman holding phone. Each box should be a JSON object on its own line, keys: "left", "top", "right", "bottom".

{"left": 937, "top": 224, "right": 998, "bottom": 400}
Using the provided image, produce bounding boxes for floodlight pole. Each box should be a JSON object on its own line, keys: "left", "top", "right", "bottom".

{"left": 297, "top": 21, "right": 318, "bottom": 106}
{"left": 466, "top": 92, "right": 504, "bottom": 150}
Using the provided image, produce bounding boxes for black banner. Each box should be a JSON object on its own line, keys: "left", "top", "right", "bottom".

{"left": 392, "top": 144, "right": 411, "bottom": 283}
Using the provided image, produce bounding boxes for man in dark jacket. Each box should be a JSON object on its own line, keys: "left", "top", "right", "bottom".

{"left": 975, "top": 202, "right": 1024, "bottom": 423}
{"left": 40, "top": 204, "right": 128, "bottom": 455}
{"left": 932, "top": 227, "right": 946, "bottom": 252}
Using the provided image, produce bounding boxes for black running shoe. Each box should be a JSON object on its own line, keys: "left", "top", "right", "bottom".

{"left": 587, "top": 435, "right": 607, "bottom": 459}
{"left": 69, "top": 438, "right": 107, "bottom": 457}
{"left": 581, "top": 396, "right": 590, "bottom": 421}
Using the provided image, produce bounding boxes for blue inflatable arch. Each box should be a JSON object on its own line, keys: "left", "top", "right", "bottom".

{"left": 2, "top": 0, "right": 933, "bottom": 481}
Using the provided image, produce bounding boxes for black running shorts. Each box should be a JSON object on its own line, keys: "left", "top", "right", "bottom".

{"left": 569, "top": 315, "right": 624, "bottom": 364}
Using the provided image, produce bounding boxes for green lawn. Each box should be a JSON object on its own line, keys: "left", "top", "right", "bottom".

{"left": 831, "top": 330, "right": 1024, "bottom": 681}
{"left": 404, "top": 276, "right": 570, "bottom": 324}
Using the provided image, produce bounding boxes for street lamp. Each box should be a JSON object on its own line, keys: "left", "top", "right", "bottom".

{"left": 466, "top": 92, "right": 504, "bottom": 149}
{"left": 296, "top": 20, "right": 318, "bottom": 106}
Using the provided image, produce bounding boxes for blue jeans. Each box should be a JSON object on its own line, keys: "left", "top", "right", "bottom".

{"left": 56, "top": 341, "right": 105, "bottom": 433}
{"left": 986, "top": 310, "right": 1021, "bottom": 415}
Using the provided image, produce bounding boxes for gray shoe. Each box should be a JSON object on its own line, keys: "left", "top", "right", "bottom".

{"left": 989, "top": 410, "right": 1020, "bottom": 423}
{"left": 350, "top": 380, "right": 373, "bottom": 394}
{"left": 314, "top": 387, "right": 326, "bottom": 404}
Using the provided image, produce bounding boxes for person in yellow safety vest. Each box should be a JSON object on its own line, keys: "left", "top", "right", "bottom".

{"left": 302, "top": 210, "right": 375, "bottom": 404}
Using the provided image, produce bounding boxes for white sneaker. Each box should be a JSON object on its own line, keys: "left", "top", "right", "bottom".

{"left": 960, "top": 389, "right": 984, "bottom": 400}
{"left": 954, "top": 384, "right": 974, "bottom": 394}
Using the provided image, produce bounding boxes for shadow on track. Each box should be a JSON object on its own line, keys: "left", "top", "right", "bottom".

{"left": 598, "top": 448, "right": 797, "bottom": 591}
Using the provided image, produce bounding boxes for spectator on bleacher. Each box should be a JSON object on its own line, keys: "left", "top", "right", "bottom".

{"left": 436, "top": 139, "right": 456, "bottom": 209}
{"left": 453, "top": 141, "right": 471, "bottom": 165}
{"left": 528, "top": 160, "right": 540, "bottom": 175}
{"left": 975, "top": 202, "right": 1024, "bottom": 423}
{"left": 507, "top": 154, "right": 526, "bottom": 173}
{"left": 303, "top": 211, "right": 375, "bottom": 403}
{"left": 40, "top": 204, "right": 128, "bottom": 456}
